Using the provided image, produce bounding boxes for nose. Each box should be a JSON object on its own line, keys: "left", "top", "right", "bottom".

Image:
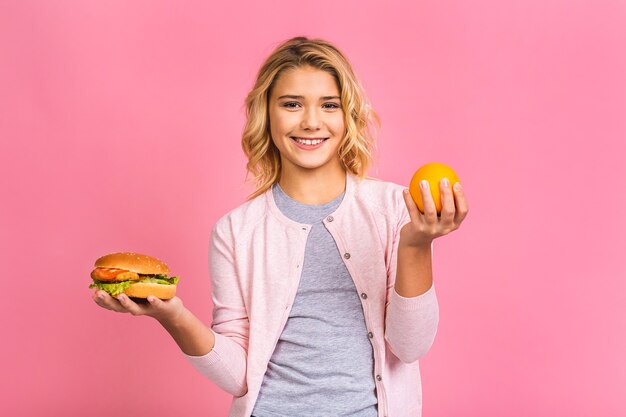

{"left": 300, "top": 107, "right": 321, "bottom": 130}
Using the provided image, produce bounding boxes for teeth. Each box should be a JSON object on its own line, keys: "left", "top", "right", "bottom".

{"left": 293, "top": 137, "right": 325, "bottom": 145}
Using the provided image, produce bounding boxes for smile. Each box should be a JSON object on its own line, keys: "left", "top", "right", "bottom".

{"left": 290, "top": 137, "right": 328, "bottom": 145}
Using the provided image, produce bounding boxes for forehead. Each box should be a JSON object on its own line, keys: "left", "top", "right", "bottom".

{"left": 271, "top": 66, "right": 339, "bottom": 97}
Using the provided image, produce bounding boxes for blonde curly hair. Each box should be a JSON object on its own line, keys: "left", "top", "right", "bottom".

{"left": 241, "top": 36, "right": 381, "bottom": 200}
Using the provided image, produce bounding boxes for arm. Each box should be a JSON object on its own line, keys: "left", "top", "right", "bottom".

{"left": 157, "top": 305, "right": 215, "bottom": 356}
{"left": 384, "top": 239, "right": 439, "bottom": 364}
{"left": 92, "top": 291, "right": 215, "bottom": 356}
{"left": 92, "top": 221, "right": 249, "bottom": 396}
{"left": 385, "top": 179, "right": 469, "bottom": 363}
{"left": 183, "top": 219, "right": 250, "bottom": 396}
{"left": 394, "top": 243, "right": 433, "bottom": 297}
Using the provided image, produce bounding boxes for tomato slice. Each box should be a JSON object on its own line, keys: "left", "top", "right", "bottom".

{"left": 91, "top": 267, "right": 129, "bottom": 281}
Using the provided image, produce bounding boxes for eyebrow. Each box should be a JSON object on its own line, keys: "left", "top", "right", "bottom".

{"left": 277, "top": 95, "right": 341, "bottom": 100}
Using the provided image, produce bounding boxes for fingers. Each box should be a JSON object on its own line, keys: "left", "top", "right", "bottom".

{"left": 402, "top": 189, "right": 423, "bottom": 224}
{"left": 92, "top": 290, "right": 128, "bottom": 313}
{"left": 439, "top": 178, "right": 456, "bottom": 225}
{"left": 115, "top": 294, "right": 145, "bottom": 315}
{"left": 452, "top": 182, "right": 469, "bottom": 225}
{"left": 92, "top": 290, "right": 151, "bottom": 316}
{"left": 419, "top": 180, "right": 438, "bottom": 223}
{"left": 400, "top": 176, "right": 469, "bottom": 246}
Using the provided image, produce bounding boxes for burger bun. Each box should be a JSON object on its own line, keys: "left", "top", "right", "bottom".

{"left": 124, "top": 281, "right": 176, "bottom": 300}
{"left": 95, "top": 252, "right": 170, "bottom": 275}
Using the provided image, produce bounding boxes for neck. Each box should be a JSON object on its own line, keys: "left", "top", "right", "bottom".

{"left": 278, "top": 166, "right": 347, "bottom": 205}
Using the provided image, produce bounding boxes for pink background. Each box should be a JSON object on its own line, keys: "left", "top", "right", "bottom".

{"left": 1, "top": 0, "right": 625, "bottom": 416}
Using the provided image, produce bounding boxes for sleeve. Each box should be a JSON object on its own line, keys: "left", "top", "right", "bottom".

{"left": 183, "top": 219, "right": 249, "bottom": 397}
{"left": 384, "top": 188, "right": 440, "bottom": 364}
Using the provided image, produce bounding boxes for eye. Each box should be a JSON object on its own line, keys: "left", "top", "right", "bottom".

{"left": 323, "top": 103, "right": 341, "bottom": 109}
{"left": 282, "top": 102, "right": 301, "bottom": 108}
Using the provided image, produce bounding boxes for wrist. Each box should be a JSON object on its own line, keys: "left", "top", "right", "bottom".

{"left": 395, "top": 241, "right": 433, "bottom": 298}
{"left": 398, "top": 240, "right": 432, "bottom": 252}
{"left": 156, "top": 303, "right": 189, "bottom": 329}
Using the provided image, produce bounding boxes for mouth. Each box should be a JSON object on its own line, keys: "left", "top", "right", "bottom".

{"left": 290, "top": 137, "right": 329, "bottom": 146}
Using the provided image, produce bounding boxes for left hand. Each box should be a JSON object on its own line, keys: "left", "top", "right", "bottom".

{"left": 400, "top": 178, "right": 469, "bottom": 248}
{"left": 92, "top": 290, "right": 186, "bottom": 325}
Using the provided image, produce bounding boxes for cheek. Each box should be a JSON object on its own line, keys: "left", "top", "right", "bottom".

{"left": 331, "top": 115, "right": 346, "bottom": 135}
{"left": 268, "top": 111, "right": 284, "bottom": 142}
{"left": 269, "top": 128, "right": 284, "bottom": 152}
{"left": 270, "top": 112, "right": 293, "bottom": 135}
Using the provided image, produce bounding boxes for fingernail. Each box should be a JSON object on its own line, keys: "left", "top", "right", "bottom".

{"left": 98, "top": 293, "right": 105, "bottom": 300}
{"left": 116, "top": 295, "right": 125, "bottom": 302}
{"left": 442, "top": 178, "right": 449, "bottom": 187}
{"left": 420, "top": 180, "right": 429, "bottom": 189}
{"left": 147, "top": 296, "right": 156, "bottom": 303}
{"left": 454, "top": 182, "right": 462, "bottom": 191}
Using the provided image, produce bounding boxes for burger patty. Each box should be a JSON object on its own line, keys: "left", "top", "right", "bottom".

{"left": 90, "top": 267, "right": 140, "bottom": 282}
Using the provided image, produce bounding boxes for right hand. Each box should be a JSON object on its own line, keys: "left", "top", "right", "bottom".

{"left": 92, "top": 290, "right": 186, "bottom": 324}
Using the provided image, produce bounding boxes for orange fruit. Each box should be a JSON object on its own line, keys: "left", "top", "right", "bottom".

{"left": 409, "top": 162, "right": 460, "bottom": 214}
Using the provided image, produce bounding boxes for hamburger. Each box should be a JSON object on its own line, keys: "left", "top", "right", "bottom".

{"left": 89, "top": 252, "right": 179, "bottom": 300}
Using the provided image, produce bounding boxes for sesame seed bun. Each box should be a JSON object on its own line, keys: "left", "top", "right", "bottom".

{"left": 94, "top": 252, "right": 170, "bottom": 275}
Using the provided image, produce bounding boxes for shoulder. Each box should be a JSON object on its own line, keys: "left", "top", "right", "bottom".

{"left": 212, "top": 192, "right": 269, "bottom": 240}
{"left": 353, "top": 176, "right": 408, "bottom": 215}
{"left": 358, "top": 176, "right": 407, "bottom": 195}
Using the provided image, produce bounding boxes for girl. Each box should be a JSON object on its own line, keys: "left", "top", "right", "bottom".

{"left": 93, "top": 36, "right": 469, "bottom": 417}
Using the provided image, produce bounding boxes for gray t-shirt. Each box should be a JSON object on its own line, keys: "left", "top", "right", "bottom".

{"left": 251, "top": 183, "right": 378, "bottom": 417}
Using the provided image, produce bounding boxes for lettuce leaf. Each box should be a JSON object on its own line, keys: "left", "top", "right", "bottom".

{"left": 144, "top": 274, "right": 179, "bottom": 284}
{"left": 89, "top": 280, "right": 133, "bottom": 296}
{"left": 89, "top": 275, "right": 180, "bottom": 296}
{"left": 139, "top": 276, "right": 179, "bottom": 285}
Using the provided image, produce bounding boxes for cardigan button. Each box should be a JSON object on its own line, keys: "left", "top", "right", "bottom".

{"left": 368, "top": 332, "right": 373, "bottom": 338}
{"left": 326, "top": 215, "right": 334, "bottom": 222}
{"left": 361, "top": 293, "right": 368, "bottom": 300}
{"left": 344, "top": 253, "right": 351, "bottom": 259}
{"left": 376, "top": 374, "right": 382, "bottom": 381}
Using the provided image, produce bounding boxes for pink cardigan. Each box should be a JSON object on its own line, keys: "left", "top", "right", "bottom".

{"left": 185, "top": 173, "right": 439, "bottom": 417}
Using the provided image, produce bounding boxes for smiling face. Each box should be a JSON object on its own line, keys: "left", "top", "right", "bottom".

{"left": 268, "top": 66, "right": 346, "bottom": 178}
